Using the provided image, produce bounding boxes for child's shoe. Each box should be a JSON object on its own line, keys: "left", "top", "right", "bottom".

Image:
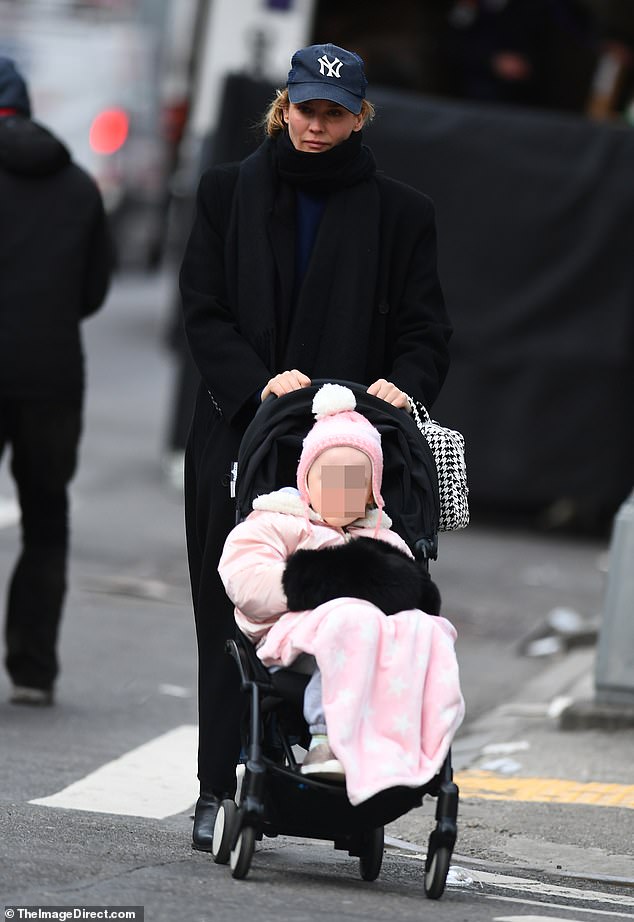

{"left": 301, "top": 738, "right": 345, "bottom": 782}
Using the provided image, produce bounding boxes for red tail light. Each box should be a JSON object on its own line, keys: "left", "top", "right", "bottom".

{"left": 89, "top": 108, "right": 129, "bottom": 154}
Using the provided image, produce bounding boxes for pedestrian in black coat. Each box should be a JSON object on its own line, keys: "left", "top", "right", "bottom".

{"left": 0, "top": 58, "right": 114, "bottom": 705}
{"left": 179, "top": 43, "right": 452, "bottom": 849}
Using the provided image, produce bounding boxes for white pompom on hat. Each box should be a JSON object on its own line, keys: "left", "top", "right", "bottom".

{"left": 296, "top": 384, "right": 385, "bottom": 518}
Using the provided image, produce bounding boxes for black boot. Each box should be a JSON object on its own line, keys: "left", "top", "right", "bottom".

{"left": 192, "top": 792, "right": 220, "bottom": 851}
{"left": 192, "top": 791, "right": 229, "bottom": 851}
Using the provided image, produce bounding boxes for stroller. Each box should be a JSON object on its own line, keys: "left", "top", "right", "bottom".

{"left": 211, "top": 380, "right": 459, "bottom": 897}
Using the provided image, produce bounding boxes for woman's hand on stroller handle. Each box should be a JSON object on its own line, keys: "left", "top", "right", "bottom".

{"left": 366, "top": 378, "right": 412, "bottom": 412}
{"left": 261, "top": 369, "right": 312, "bottom": 401}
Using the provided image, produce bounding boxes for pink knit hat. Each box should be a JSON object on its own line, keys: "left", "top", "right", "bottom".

{"left": 297, "top": 384, "right": 385, "bottom": 518}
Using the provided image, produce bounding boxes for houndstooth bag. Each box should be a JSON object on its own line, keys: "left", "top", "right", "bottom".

{"left": 407, "top": 398, "right": 469, "bottom": 531}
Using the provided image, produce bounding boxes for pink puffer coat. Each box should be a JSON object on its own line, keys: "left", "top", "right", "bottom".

{"left": 218, "top": 488, "right": 411, "bottom": 645}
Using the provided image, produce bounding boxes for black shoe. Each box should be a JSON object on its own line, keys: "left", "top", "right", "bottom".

{"left": 192, "top": 792, "right": 229, "bottom": 851}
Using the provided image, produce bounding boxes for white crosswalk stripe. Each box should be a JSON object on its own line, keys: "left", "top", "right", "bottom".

{"left": 30, "top": 724, "right": 199, "bottom": 819}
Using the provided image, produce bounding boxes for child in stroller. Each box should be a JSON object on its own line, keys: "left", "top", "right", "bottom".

{"left": 215, "top": 383, "right": 464, "bottom": 892}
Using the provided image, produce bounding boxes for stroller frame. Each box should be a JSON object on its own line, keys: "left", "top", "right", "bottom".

{"left": 211, "top": 379, "right": 459, "bottom": 894}
{"left": 211, "top": 632, "right": 459, "bottom": 896}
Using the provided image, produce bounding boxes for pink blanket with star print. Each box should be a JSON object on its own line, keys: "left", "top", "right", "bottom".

{"left": 256, "top": 597, "right": 465, "bottom": 806}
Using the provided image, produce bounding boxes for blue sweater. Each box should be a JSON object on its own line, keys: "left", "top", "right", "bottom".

{"left": 294, "top": 189, "right": 327, "bottom": 296}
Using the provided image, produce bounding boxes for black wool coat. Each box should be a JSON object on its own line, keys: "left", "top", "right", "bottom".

{"left": 0, "top": 116, "right": 113, "bottom": 401}
{"left": 180, "top": 139, "right": 452, "bottom": 432}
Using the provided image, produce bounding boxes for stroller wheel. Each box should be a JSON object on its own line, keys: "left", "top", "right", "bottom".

{"left": 424, "top": 845, "right": 451, "bottom": 899}
{"left": 230, "top": 825, "right": 256, "bottom": 879}
{"left": 359, "top": 826, "right": 384, "bottom": 881}
{"left": 212, "top": 799, "right": 237, "bottom": 865}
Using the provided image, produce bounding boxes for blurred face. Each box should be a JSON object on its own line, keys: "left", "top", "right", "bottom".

{"left": 283, "top": 99, "right": 363, "bottom": 153}
{"left": 306, "top": 446, "right": 373, "bottom": 527}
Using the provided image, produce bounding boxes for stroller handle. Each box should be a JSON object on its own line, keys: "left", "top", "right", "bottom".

{"left": 260, "top": 378, "right": 404, "bottom": 411}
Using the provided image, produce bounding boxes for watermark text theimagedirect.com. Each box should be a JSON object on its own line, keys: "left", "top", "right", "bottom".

{"left": 5, "top": 909, "right": 143, "bottom": 922}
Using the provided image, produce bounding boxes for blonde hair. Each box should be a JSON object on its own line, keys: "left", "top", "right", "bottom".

{"left": 262, "top": 88, "right": 375, "bottom": 138}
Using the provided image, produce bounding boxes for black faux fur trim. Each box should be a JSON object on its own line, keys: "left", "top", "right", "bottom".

{"left": 282, "top": 537, "right": 441, "bottom": 616}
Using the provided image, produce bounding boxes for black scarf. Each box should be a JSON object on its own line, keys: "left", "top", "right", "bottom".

{"left": 226, "top": 134, "right": 381, "bottom": 380}
{"left": 276, "top": 128, "right": 376, "bottom": 194}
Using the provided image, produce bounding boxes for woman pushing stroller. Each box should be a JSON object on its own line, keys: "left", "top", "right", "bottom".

{"left": 181, "top": 40, "right": 452, "bottom": 847}
{"left": 219, "top": 384, "right": 464, "bottom": 806}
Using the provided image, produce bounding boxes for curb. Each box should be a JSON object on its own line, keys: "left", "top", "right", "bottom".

{"left": 560, "top": 697, "right": 634, "bottom": 731}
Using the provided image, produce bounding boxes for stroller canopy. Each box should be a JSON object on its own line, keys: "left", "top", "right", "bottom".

{"left": 235, "top": 380, "right": 439, "bottom": 552}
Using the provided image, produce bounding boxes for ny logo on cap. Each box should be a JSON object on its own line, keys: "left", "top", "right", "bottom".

{"left": 318, "top": 54, "right": 343, "bottom": 78}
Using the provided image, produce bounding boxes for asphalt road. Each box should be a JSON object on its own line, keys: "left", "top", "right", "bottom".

{"left": 1, "top": 272, "right": 631, "bottom": 922}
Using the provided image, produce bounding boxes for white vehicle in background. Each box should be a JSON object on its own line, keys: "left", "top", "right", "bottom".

{"left": 181, "top": 0, "right": 315, "bottom": 162}
{"left": 0, "top": 0, "right": 170, "bottom": 268}
{"left": 164, "top": 0, "right": 316, "bottom": 260}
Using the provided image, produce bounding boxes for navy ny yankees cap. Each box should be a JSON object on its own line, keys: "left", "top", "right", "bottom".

{"left": 287, "top": 43, "right": 367, "bottom": 114}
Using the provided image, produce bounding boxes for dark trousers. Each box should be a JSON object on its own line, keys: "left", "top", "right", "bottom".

{"left": 0, "top": 398, "right": 82, "bottom": 690}
{"left": 184, "top": 388, "right": 247, "bottom": 796}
